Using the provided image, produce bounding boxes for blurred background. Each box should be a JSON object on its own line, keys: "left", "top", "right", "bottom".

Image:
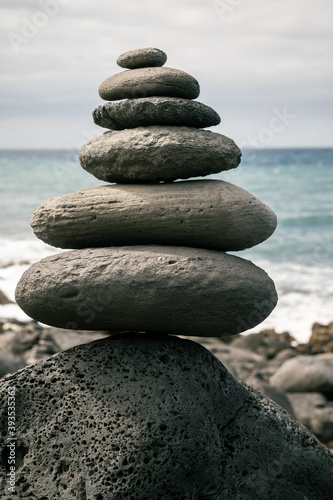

{"left": 0, "top": 0, "right": 332, "bottom": 342}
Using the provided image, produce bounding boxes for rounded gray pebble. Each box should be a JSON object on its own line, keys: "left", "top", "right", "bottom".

{"left": 92, "top": 96, "right": 220, "bottom": 130}
{"left": 117, "top": 47, "right": 167, "bottom": 68}
{"left": 79, "top": 126, "right": 241, "bottom": 183}
{"left": 15, "top": 245, "right": 278, "bottom": 335}
{"left": 30, "top": 180, "right": 277, "bottom": 251}
{"left": 98, "top": 67, "right": 200, "bottom": 101}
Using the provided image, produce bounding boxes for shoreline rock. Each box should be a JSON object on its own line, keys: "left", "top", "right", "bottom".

{"left": 1, "top": 319, "right": 333, "bottom": 450}
{"left": 1, "top": 334, "right": 332, "bottom": 499}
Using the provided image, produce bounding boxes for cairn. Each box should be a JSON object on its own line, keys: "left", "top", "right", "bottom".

{"left": 16, "top": 47, "right": 278, "bottom": 336}
{"left": 5, "top": 48, "right": 331, "bottom": 499}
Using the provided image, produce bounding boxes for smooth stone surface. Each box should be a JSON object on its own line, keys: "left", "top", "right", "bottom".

{"left": 117, "top": 47, "right": 167, "bottom": 68}
{"left": 92, "top": 97, "right": 221, "bottom": 130}
{"left": 287, "top": 392, "right": 328, "bottom": 428}
{"left": 1, "top": 335, "right": 332, "bottom": 500}
{"left": 30, "top": 180, "right": 277, "bottom": 251}
{"left": 79, "top": 126, "right": 241, "bottom": 183}
{"left": 270, "top": 354, "right": 333, "bottom": 397}
{"left": 98, "top": 67, "right": 200, "bottom": 101}
{"left": 15, "top": 246, "right": 278, "bottom": 335}
{"left": 311, "top": 407, "right": 333, "bottom": 442}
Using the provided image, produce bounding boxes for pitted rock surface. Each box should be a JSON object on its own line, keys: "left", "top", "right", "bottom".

{"left": 0, "top": 335, "right": 332, "bottom": 499}
{"left": 30, "top": 180, "right": 277, "bottom": 251}
{"left": 79, "top": 126, "right": 241, "bottom": 183}
{"left": 98, "top": 67, "right": 200, "bottom": 101}
{"left": 117, "top": 47, "right": 167, "bottom": 68}
{"left": 92, "top": 97, "right": 221, "bottom": 130}
{"left": 15, "top": 246, "right": 277, "bottom": 335}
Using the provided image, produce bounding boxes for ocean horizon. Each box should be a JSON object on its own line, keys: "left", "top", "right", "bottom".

{"left": 1, "top": 147, "right": 332, "bottom": 343}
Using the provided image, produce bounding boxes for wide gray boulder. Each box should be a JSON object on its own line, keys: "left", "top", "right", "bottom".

{"left": 117, "top": 47, "right": 167, "bottom": 68}
{"left": 30, "top": 180, "right": 277, "bottom": 251}
{"left": 98, "top": 67, "right": 200, "bottom": 100}
{"left": 0, "top": 335, "right": 332, "bottom": 499}
{"left": 93, "top": 97, "right": 221, "bottom": 130}
{"left": 270, "top": 354, "right": 333, "bottom": 397}
{"left": 15, "top": 246, "right": 277, "bottom": 335}
{"left": 79, "top": 126, "right": 241, "bottom": 183}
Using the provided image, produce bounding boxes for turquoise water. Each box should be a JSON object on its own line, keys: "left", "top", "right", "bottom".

{"left": 1, "top": 148, "right": 332, "bottom": 341}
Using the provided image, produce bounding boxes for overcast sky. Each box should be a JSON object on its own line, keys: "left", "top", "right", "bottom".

{"left": 1, "top": 0, "right": 332, "bottom": 149}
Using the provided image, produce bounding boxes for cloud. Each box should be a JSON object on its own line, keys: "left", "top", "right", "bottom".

{"left": 1, "top": 0, "right": 332, "bottom": 148}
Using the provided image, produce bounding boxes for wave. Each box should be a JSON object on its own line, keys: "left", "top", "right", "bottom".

{"left": 282, "top": 214, "right": 333, "bottom": 227}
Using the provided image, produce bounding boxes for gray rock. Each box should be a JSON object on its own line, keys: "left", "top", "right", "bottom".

{"left": 98, "top": 67, "right": 200, "bottom": 100}
{"left": 117, "top": 47, "right": 167, "bottom": 68}
{"left": 15, "top": 246, "right": 278, "bottom": 335}
{"left": 30, "top": 180, "right": 277, "bottom": 251}
{"left": 92, "top": 97, "right": 221, "bottom": 130}
{"left": 231, "top": 329, "right": 294, "bottom": 359}
{"left": 0, "top": 353, "right": 25, "bottom": 378}
{"left": 1, "top": 335, "right": 332, "bottom": 499}
{"left": 0, "top": 290, "right": 13, "bottom": 305}
{"left": 199, "top": 340, "right": 267, "bottom": 381}
{"left": 287, "top": 392, "right": 328, "bottom": 428}
{"left": 79, "top": 126, "right": 241, "bottom": 183}
{"left": 270, "top": 354, "right": 333, "bottom": 397}
{"left": 311, "top": 407, "right": 333, "bottom": 442}
{"left": 246, "top": 373, "right": 295, "bottom": 416}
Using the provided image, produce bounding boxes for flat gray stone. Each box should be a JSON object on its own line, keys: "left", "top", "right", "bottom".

{"left": 1, "top": 335, "right": 332, "bottom": 499}
{"left": 98, "top": 67, "right": 200, "bottom": 101}
{"left": 270, "top": 354, "right": 333, "bottom": 397}
{"left": 93, "top": 97, "right": 221, "bottom": 130}
{"left": 117, "top": 47, "right": 167, "bottom": 68}
{"left": 79, "top": 126, "right": 241, "bottom": 183}
{"left": 15, "top": 246, "right": 278, "bottom": 335}
{"left": 30, "top": 180, "right": 277, "bottom": 251}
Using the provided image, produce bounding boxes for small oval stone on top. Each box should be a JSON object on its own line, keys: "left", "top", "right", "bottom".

{"left": 117, "top": 47, "right": 167, "bottom": 69}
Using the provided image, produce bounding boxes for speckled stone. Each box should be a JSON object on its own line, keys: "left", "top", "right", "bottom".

{"left": 117, "top": 47, "right": 167, "bottom": 69}
{"left": 98, "top": 67, "right": 200, "bottom": 101}
{"left": 92, "top": 97, "right": 221, "bottom": 130}
{"left": 0, "top": 335, "right": 332, "bottom": 499}
{"left": 79, "top": 126, "right": 241, "bottom": 183}
{"left": 15, "top": 246, "right": 278, "bottom": 335}
{"left": 30, "top": 180, "right": 277, "bottom": 251}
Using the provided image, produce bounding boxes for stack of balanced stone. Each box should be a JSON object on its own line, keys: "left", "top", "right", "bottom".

{"left": 10, "top": 49, "right": 333, "bottom": 500}
{"left": 16, "top": 47, "right": 278, "bottom": 336}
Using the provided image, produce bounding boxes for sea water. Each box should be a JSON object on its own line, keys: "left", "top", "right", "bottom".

{"left": 1, "top": 148, "right": 332, "bottom": 342}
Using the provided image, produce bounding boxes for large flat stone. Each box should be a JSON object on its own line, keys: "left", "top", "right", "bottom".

{"left": 0, "top": 335, "right": 332, "bottom": 499}
{"left": 117, "top": 47, "right": 167, "bottom": 68}
{"left": 99, "top": 67, "right": 200, "bottom": 101}
{"left": 15, "top": 246, "right": 278, "bottom": 335}
{"left": 30, "top": 180, "right": 277, "bottom": 251}
{"left": 92, "top": 96, "right": 221, "bottom": 130}
{"left": 79, "top": 126, "right": 241, "bottom": 183}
